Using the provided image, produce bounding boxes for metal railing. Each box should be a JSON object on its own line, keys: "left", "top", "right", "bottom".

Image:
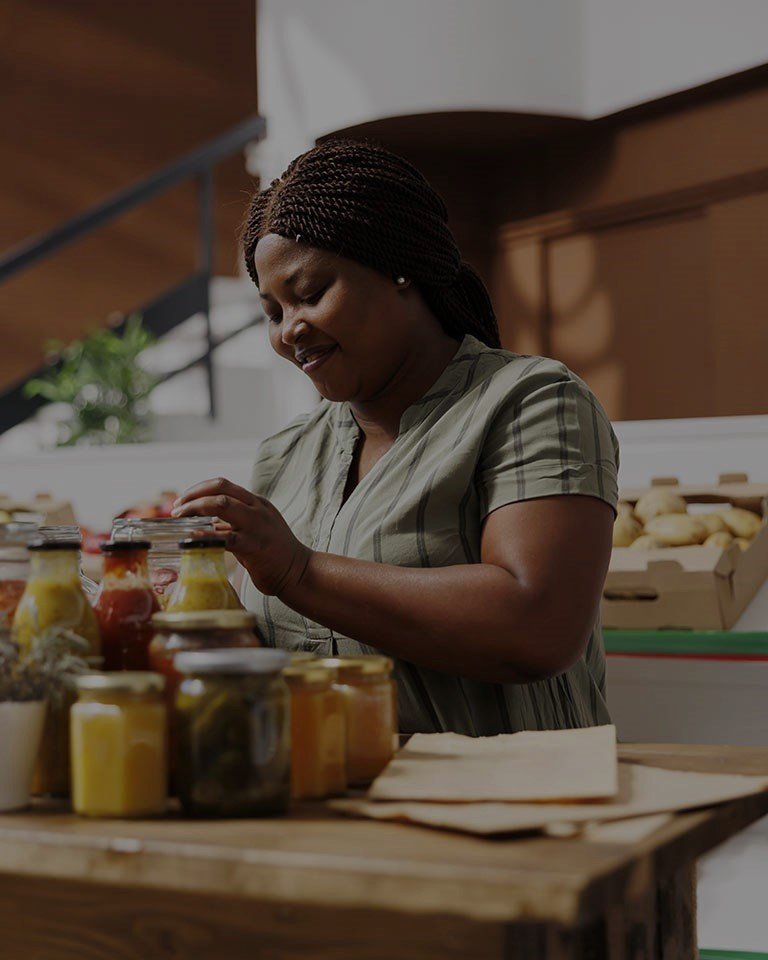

{"left": 0, "top": 113, "right": 267, "bottom": 436}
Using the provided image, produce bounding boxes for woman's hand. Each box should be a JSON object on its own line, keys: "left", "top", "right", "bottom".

{"left": 171, "top": 478, "right": 311, "bottom": 596}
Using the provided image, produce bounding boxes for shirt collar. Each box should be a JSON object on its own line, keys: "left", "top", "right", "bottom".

{"left": 334, "top": 335, "right": 484, "bottom": 446}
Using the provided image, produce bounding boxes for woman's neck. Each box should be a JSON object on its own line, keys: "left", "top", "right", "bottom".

{"left": 350, "top": 328, "right": 461, "bottom": 443}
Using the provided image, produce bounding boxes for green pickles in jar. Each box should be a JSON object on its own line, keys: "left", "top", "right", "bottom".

{"left": 174, "top": 649, "right": 290, "bottom": 817}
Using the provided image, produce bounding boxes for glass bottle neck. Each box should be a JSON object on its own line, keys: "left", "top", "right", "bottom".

{"left": 29, "top": 550, "right": 80, "bottom": 583}
{"left": 102, "top": 550, "right": 152, "bottom": 587}
{"left": 179, "top": 548, "right": 229, "bottom": 580}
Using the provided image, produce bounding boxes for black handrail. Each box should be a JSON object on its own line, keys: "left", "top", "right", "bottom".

{"left": 0, "top": 113, "right": 266, "bottom": 433}
{"left": 0, "top": 114, "right": 265, "bottom": 283}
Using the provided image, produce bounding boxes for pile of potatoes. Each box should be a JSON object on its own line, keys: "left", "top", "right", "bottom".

{"left": 613, "top": 489, "right": 764, "bottom": 551}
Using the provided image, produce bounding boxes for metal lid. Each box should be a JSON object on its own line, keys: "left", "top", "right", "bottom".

{"left": 178, "top": 537, "right": 227, "bottom": 550}
{"left": 76, "top": 671, "right": 165, "bottom": 694}
{"left": 27, "top": 538, "right": 81, "bottom": 552}
{"left": 289, "top": 652, "right": 318, "bottom": 663}
{"left": 284, "top": 662, "right": 338, "bottom": 686}
{"left": 152, "top": 610, "right": 257, "bottom": 631}
{"left": 174, "top": 648, "right": 289, "bottom": 675}
{"left": 319, "top": 656, "right": 393, "bottom": 679}
{"left": 100, "top": 540, "right": 152, "bottom": 553}
{"left": 0, "top": 522, "right": 39, "bottom": 547}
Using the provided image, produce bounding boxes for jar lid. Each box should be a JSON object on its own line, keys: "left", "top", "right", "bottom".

{"left": 289, "top": 652, "right": 318, "bottom": 663}
{"left": 101, "top": 540, "right": 152, "bottom": 553}
{"left": 0, "top": 522, "right": 39, "bottom": 547}
{"left": 320, "top": 656, "right": 393, "bottom": 679}
{"left": 27, "top": 539, "right": 81, "bottom": 552}
{"left": 174, "top": 648, "right": 289, "bottom": 675}
{"left": 152, "top": 610, "right": 256, "bottom": 631}
{"left": 76, "top": 671, "right": 165, "bottom": 694}
{"left": 178, "top": 537, "right": 228, "bottom": 550}
{"left": 284, "top": 663, "right": 338, "bottom": 686}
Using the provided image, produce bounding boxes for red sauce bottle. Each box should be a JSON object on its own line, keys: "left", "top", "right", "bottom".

{"left": 94, "top": 541, "right": 159, "bottom": 671}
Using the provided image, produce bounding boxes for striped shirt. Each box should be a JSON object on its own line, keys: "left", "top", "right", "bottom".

{"left": 243, "top": 334, "right": 619, "bottom": 735}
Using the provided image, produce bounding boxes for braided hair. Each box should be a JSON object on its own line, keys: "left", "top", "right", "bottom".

{"left": 242, "top": 139, "right": 500, "bottom": 348}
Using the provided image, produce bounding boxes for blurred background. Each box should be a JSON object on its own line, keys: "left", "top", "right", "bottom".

{"left": 1, "top": 3, "right": 768, "bottom": 948}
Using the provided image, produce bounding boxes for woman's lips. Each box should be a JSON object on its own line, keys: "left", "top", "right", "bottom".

{"left": 299, "top": 345, "right": 337, "bottom": 373}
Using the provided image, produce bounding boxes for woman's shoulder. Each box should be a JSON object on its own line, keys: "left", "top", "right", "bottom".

{"left": 467, "top": 339, "right": 607, "bottom": 414}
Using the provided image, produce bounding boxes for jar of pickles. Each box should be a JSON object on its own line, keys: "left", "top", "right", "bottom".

{"left": 321, "top": 656, "right": 397, "bottom": 786}
{"left": 149, "top": 610, "right": 262, "bottom": 767}
{"left": 164, "top": 538, "right": 243, "bottom": 612}
{"left": 111, "top": 517, "right": 216, "bottom": 606}
{"left": 71, "top": 672, "right": 167, "bottom": 818}
{"left": 284, "top": 662, "right": 346, "bottom": 800}
{"left": 174, "top": 648, "right": 290, "bottom": 818}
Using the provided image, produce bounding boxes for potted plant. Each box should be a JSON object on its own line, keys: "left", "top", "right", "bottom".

{"left": 0, "top": 628, "right": 91, "bottom": 812}
{"left": 24, "top": 314, "right": 157, "bottom": 446}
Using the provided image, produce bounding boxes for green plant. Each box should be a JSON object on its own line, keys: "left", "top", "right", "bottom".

{"left": 0, "top": 628, "right": 92, "bottom": 704}
{"left": 24, "top": 314, "right": 157, "bottom": 446}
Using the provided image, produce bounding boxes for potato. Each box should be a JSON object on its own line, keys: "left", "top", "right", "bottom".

{"left": 613, "top": 515, "right": 642, "bottom": 547}
{"left": 698, "top": 513, "right": 729, "bottom": 536}
{"left": 629, "top": 535, "right": 665, "bottom": 550}
{"left": 634, "top": 490, "right": 687, "bottom": 525}
{"left": 735, "top": 537, "right": 751, "bottom": 552}
{"left": 703, "top": 531, "right": 734, "bottom": 549}
{"left": 717, "top": 507, "right": 763, "bottom": 540}
{"left": 645, "top": 514, "right": 708, "bottom": 546}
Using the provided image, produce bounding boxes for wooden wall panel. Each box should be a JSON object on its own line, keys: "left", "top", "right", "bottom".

{"left": 0, "top": 0, "right": 257, "bottom": 391}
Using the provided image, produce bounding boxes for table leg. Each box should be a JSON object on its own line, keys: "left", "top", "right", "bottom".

{"left": 656, "top": 864, "right": 697, "bottom": 960}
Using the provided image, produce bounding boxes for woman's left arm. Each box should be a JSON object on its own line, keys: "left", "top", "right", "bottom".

{"left": 173, "top": 480, "right": 613, "bottom": 685}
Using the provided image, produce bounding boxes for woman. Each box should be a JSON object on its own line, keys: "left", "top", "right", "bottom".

{"left": 173, "top": 139, "right": 618, "bottom": 736}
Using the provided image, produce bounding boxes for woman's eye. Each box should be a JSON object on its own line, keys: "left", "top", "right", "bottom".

{"left": 301, "top": 286, "right": 327, "bottom": 306}
{"left": 265, "top": 312, "right": 281, "bottom": 324}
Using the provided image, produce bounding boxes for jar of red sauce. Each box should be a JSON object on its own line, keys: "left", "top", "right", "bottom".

{"left": 93, "top": 541, "right": 159, "bottom": 671}
{"left": 149, "top": 610, "right": 262, "bottom": 771}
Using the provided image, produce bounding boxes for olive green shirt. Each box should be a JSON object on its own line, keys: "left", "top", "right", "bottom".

{"left": 243, "top": 334, "right": 619, "bottom": 735}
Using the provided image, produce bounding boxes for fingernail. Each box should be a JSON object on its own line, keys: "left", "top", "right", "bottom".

{"left": 171, "top": 507, "right": 182, "bottom": 517}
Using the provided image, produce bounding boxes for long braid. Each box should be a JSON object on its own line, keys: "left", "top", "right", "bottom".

{"left": 242, "top": 139, "right": 500, "bottom": 349}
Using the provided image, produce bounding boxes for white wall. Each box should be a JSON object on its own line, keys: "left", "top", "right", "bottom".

{"left": 585, "top": 0, "right": 768, "bottom": 116}
{"left": 255, "top": 0, "right": 585, "bottom": 179}
{"left": 254, "top": 0, "right": 768, "bottom": 182}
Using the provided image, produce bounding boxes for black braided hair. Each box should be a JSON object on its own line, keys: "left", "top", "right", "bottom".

{"left": 242, "top": 139, "right": 500, "bottom": 348}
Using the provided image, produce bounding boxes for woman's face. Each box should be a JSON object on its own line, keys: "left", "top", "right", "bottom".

{"left": 253, "top": 234, "right": 418, "bottom": 404}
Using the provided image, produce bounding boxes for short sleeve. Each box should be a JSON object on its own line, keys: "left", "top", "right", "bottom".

{"left": 477, "top": 363, "right": 619, "bottom": 518}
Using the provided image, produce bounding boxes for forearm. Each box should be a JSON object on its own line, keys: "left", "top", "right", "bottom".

{"left": 277, "top": 551, "right": 582, "bottom": 684}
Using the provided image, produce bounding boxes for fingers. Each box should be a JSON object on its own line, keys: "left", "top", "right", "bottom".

{"left": 173, "top": 478, "right": 256, "bottom": 513}
{"left": 171, "top": 494, "right": 262, "bottom": 530}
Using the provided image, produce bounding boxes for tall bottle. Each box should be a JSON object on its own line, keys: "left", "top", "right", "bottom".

{"left": 164, "top": 538, "right": 243, "bottom": 613}
{"left": 94, "top": 541, "right": 159, "bottom": 671}
{"left": 11, "top": 539, "right": 101, "bottom": 796}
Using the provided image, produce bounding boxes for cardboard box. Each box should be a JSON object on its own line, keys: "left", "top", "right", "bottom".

{"left": 0, "top": 493, "right": 76, "bottom": 527}
{"left": 602, "top": 474, "right": 768, "bottom": 630}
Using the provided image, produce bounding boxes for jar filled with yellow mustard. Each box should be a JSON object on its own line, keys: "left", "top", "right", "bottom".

{"left": 284, "top": 662, "right": 346, "bottom": 800}
{"left": 71, "top": 672, "right": 167, "bottom": 818}
{"left": 320, "top": 656, "right": 397, "bottom": 786}
{"left": 164, "top": 538, "right": 242, "bottom": 613}
{"left": 12, "top": 539, "right": 102, "bottom": 796}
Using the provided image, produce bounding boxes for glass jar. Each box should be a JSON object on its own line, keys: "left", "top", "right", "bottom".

{"left": 0, "top": 522, "right": 37, "bottom": 627}
{"left": 0, "top": 523, "right": 96, "bottom": 618}
{"left": 284, "top": 663, "right": 346, "bottom": 800}
{"left": 174, "top": 648, "right": 290, "bottom": 818}
{"left": 111, "top": 517, "right": 216, "bottom": 606}
{"left": 71, "top": 672, "right": 167, "bottom": 818}
{"left": 321, "top": 656, "right": 397, "bottom": 786}
{"left": 93, "top": 541, "right": 159, "bottom": 671}
{"left": 149, "top": 610, "right": 262, "bottom": 767}
{"left": 164, "top": 538, "right": 243, "bottom": 613}
{"left": 11, "top": 539, "right": 102, "bottom": 797}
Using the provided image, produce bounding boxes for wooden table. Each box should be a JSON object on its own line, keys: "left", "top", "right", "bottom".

{"left": 0, "top": 744, "right": 766, "bottom": 960}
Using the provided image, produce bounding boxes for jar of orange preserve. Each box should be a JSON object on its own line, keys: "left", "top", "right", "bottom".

{"left": 321, "top": 656, "right": 396, "bottom": 786}
{"left": 71, "top": 672, "right": 167, "bottom": 818}
{"left": 284, "top": 662, "right": 346, "bottom": 800}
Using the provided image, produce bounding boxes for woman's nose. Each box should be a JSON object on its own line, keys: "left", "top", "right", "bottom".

{"left": 281, "top": 311, "right": 310, "bottom": 347}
